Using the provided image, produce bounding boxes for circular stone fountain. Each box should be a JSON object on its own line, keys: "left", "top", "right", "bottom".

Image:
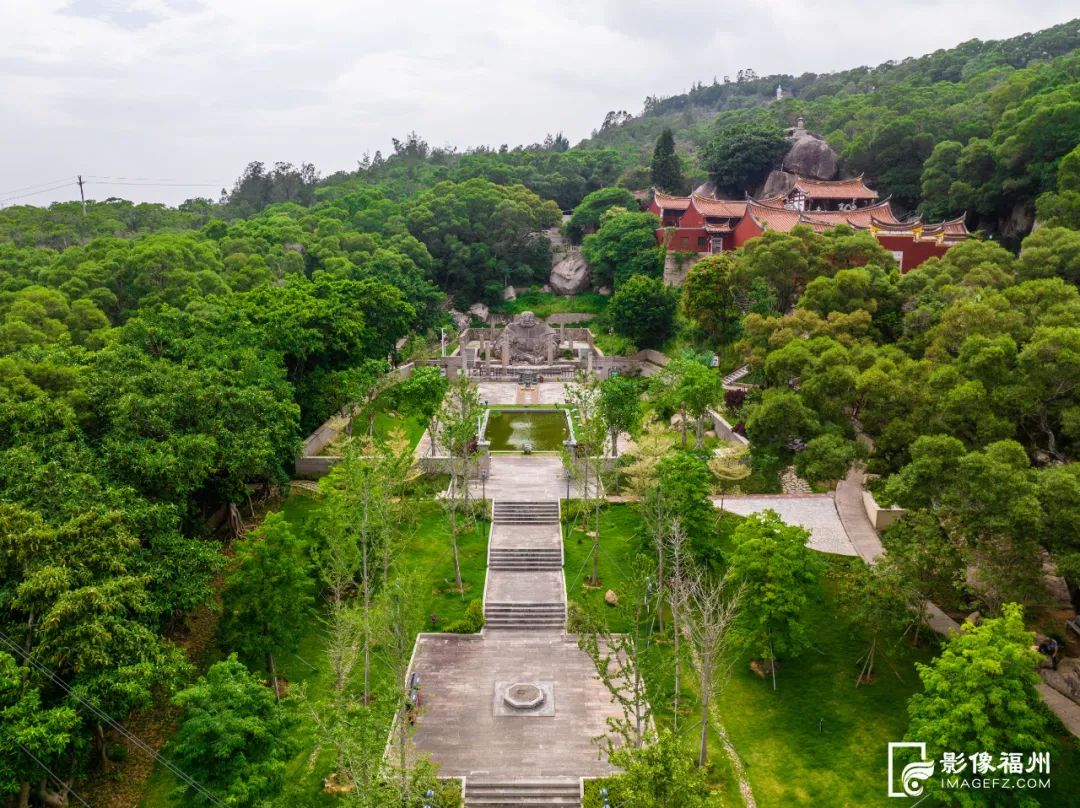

{"left": 503, "top": 682, "right": 546, "bottom": 710}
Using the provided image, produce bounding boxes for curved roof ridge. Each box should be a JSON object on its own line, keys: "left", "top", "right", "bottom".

{"left": 793, "top": 172, "right": 865, "bottom": 185}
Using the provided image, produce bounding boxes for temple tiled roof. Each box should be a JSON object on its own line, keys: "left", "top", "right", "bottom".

{"left": 747, "top": 199, "right": 899, "bottom": 233}
{"left": 792, "top": 174, "right": 878, "bottom": 200}
{"left": 691, "top": 194, "right": 747, "bottom": 218}
{"left": 652, "top": 190, "right": 691, "bottom": 211}
{"left": 852, "top": 213, "right": 970, "bottom": 241}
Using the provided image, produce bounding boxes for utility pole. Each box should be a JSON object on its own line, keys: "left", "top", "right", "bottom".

{"left": 77, "top": 175, "right": 86, "bottom": 217}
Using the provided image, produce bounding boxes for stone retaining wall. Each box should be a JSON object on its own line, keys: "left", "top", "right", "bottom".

{"left": 662, "top": 252, "right": 704, "bottom": 286}
{"left": 861, "top": 489, "right": 906, "bottom": 530}
{"left": 707, "top": 408, "right": 750, "bottom": 447}
{"left": 294, "top": 362, "right": 416, "bottom": 479}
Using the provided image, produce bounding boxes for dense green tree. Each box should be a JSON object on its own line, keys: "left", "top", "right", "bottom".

{"left": 662, "top": 356, "right": 723, "bottom": 449}
{"left": 171, "top": 655, "right": 296, "bottom": 807}
{"left": 581, "top": 209, "right": 664, "bottom": 289}
{"left": 744, "top": 388, "right": 820, "bottom": 451}
{"left": 880, "top": 511, "right": 967, "bottom": 628}
{"left": 904, "top": 604, "right": 1048, "bottom": 807}
{"left": 392, "top": 365, "right": 450, "bottom": 453}
{"left": 1017, "top": 225, "right": 1080, "bottom": 286}
{"left": 680, "top": 254, "right": 740, "bottom": 341}
{"left": 726, "top": 510, "right": 823, "bottom": 686}
{"left": 655, "top": 452, "right": 716, "bottom": 562}
{"left": 220, "top": 513, "right": 312, "bottom": 699}
{"left": 699, "top": 122, "right": 787, "bottom": 196}
{"left": 650, "top": 129, "right": 685, "bottom": 194}
{"left": 886, "top": 437, "right": 1044, "bottom": 607}
{"left": 607, "top": 274, "right": 677, "bottom": 348}
{"left": 794, "top": 433, "right": 864, "bottom": 486}
{"left": 0, "top": 651, "right": 79, "bottom": 808}
{"left": 733, "top": 229, "right": 813, "bottom": 314}
{"left": 405, "top": 178, "right": 560, "bottom": 301}
{"left": 598, "top": 373, "right": 641, "bottom": 457}
{"left": 565, "top": 187, "right": 639, "bottom": 244}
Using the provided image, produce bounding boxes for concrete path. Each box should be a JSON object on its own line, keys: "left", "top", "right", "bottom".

{"left": 716, "top": 494, "right": 858, "bottom": 556}
{"left": 835, "top": 467, "right": 885, "bottom": 563}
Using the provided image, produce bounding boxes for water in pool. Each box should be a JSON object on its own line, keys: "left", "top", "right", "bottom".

{"left": 485, "top": 410, "right": 569, "bottom": 452}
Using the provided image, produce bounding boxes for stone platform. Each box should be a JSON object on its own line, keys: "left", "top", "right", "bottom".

{"left": 409, "top": 632, "right": 618, "bottom": 778}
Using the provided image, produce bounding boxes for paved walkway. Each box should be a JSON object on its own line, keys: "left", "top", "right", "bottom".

{"left": 716, "top": 494, "right": 858, "bottom": 556}
{"left": 466, "top": 455, "right": 587, "bottom": 500}
{"left": 835, "top": 467, "right": 885, "bottom": 563}
{"left": 476, "top": 381, "right": 567, "bottom": 406}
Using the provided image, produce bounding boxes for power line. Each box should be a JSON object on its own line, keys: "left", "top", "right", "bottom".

{"left": 84, "top": 175, "right": 179, "bottom": 182}
{"left": 0, "top": 182, "right": 79, "bottom": 205}
{"left": 0, "top": 630, "right": 228, "bottom": 808}
{"left": 13, "top": 740, "right": 92, "bottom": 808}
{"left": 0, "top": 176, "right": 77, "bottom": 197}
{"left": 90, "top": 180, "right": 222, "bottom": 188}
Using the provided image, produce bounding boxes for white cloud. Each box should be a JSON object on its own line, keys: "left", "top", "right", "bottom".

{"left": 0, "top": 0, "right": 1076, "bottom": 205}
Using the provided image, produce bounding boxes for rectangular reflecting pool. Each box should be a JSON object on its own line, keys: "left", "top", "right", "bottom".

{"left": 484, "top": 409, "right": 570, "bottom": 452}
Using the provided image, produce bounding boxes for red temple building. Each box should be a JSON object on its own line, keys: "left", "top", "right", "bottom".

{"left": 647, "top": 175, "right": 969, "bottom": 273}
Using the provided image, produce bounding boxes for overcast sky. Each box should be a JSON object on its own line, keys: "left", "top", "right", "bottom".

{"left": 1, "top": 1, "right": 1077, "bottom": 208}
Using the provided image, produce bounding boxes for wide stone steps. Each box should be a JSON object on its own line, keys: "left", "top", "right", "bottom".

{"left": 484, "top": 602, "right": 566, "bottom": 630}
{"left": 493, "top": 501, "right": 561, "bottom": 525}
{"left": 489, "top": 548, "right": 562, "bottom": 570}
{"left": 723, "top": 364, "right": 751, "bottom": 385}
{"left": 464, "top": 778, "right": 580, "bottom": 807}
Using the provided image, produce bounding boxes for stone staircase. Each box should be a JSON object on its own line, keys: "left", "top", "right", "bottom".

{"left": 484, "top": 601, "right": 566, "bottom": 630}
{"left": 464, "top": 778, "right": 581, "bottom": 807}
{"left": 492, "top": 501, "right": 560, "bottom": 525}
{"left": 489, "top": 547, "right": 562, "bottom": 571}
{"left": 723, "top": 364, "right": 751, "bottom": 385}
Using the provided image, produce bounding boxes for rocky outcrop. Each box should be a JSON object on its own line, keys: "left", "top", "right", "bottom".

{"left": 549, "top": 251, "right": 591, "bottom": 295}
{"left": 761, "top": 170, "right": 798, "bottom": 199}
{"left": 468, "top": 302, "right": 490, "bottom": 322}
{"left": 693, "top": 179, "right": 718, "bottom": 197}
{"left": 782, "top": 133, "right": 838, "bottom": 180}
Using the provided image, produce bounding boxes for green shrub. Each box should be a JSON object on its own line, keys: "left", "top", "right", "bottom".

{"left": 444, "top": 598, "right": 485, "bottom": 633}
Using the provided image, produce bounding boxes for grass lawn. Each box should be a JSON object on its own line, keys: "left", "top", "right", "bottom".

{"left": 564, "top": 504, "right": 1080, "bottom": 807}
{"left": 492, "top": 290, "right": 609, "bottom": 317}
{"left": 139, "top": 491, "right": 487, "bottom": 807}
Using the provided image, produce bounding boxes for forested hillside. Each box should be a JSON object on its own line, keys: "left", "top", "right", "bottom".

{"left": 577, "top": 18, "right": 1080, "bottom": 235}
{"left": 2, "top": 15, "right": 1080, "bottom": 808}
{"left": 0, "top": 172, "right": 556, "bottom": 802}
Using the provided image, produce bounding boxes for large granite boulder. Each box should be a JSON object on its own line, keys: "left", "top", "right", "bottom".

{"left": 549, "top": 252, "right": 591, "bottom": 295}
{"left": 693, "top": 179, "right": 718, "bottom": 197}
{"left": 761, "top": 170, "right": 798, "bottom": 199}
{"left": 468, "top": 302, "right": 489, "bottom": 322}
{"left": 782, "top": 133, "right": 838, "bottom": 180}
